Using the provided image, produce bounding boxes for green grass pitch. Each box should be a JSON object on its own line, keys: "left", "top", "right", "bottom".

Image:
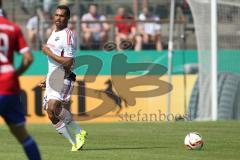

{"left": 0, "top": 121, "right": 240, "bottom": 160}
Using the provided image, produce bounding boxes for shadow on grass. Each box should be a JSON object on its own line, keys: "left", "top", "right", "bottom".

{"left": 83, "top": 146, "right": 167, "bottom": 151}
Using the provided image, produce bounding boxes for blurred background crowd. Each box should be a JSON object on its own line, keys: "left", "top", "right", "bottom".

{"left": 1, "top": 0, "right": 195, "bottom": 51}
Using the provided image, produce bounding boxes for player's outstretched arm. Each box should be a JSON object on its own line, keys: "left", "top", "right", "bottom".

{"left": 15, "top": 50, "right": 33, "bottom": 76}
{"left": 42, "top": 45, "right": 73, "bottom": 71}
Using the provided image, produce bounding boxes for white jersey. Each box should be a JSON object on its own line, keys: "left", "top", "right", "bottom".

{"left": 44, "top": 28, "right": 76, "bottom": 104}
{"left": 46, "top": 27, "right": 76, "bottom": 75}
{"left": 138, "top": 13, "right": 161, "bottom": 36}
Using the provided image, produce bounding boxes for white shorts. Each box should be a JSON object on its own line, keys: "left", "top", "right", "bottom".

{"left": 43, "top": 78, "right": 74, "bottom": 110}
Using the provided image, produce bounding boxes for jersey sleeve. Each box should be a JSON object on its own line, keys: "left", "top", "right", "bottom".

{"left": 16, "top": 26, "right": 29, "bottom": 54}
{"left": 62, "top": 30, "right": 76, "bottom": 57}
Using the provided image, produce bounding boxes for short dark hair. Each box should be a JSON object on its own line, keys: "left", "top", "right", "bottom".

{"left": 0, "top": 0, "right": 2, "bottom": 8}
{"left": 88, "top": 3, "right": 98, "bottom": 9}
{"left": 56, "top": 5, "right": 70, "bottom": 19}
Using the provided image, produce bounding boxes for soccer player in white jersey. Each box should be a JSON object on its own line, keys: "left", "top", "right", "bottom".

{"left": 39, "top": 5, "right": 87, "bottom": 151}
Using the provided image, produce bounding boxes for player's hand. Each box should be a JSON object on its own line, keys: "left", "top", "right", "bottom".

{"left": 38, "top": 80, "right": 46, "bottom": 89}
{"left": 42, "top": 45, "right": 51, "bottom": 56}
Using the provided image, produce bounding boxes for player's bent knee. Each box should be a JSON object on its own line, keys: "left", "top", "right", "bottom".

{"left": 47, "top": 112, "right": 59, "bottom": 124}
{"left": 56, "top": 107, "right": 73, "bottom": 124}
{"left": 53, "top": 104, "right": 62, "bottom": 116}
{"left": 47, "top": 99, "right": 61, "bottom": 112}
{"left": 46, "top": 109, "right": 58, "bottom": 123}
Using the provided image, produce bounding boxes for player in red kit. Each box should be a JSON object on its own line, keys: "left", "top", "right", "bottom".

{"left": 0, "top": 0, "right": 41, "bottom": 159}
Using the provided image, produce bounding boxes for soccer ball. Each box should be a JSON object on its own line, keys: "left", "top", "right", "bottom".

{"left": 184, "top": 132, "right": 204, "bottom": 150}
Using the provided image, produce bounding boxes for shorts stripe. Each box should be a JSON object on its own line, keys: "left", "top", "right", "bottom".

{"left": 63, "top": 80, "right": 72, "bottom": 100}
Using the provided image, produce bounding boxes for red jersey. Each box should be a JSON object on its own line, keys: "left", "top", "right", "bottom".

{"left": 0, "top": 15, "right": 29, "bottom": 95}
{"left": 114, "top": 15, "right": 135, "bottom": 35}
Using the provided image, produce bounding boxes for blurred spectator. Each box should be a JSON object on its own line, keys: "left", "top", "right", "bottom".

{"left": 26, "top": 11, "right": 53, "bottom": 50}
{"left": 179, "top": 0, "right": 192, "bottom": 22}
{"left": 81, "top": 3, "right": 109, "bottom": 49}
{"left": 43, "top": 0, "right": 54, "bottom": 14}
{"left": 68, "top": 14, "right": 78, "bottom": 33}
{"left": 20, "top": 0, "right": 30, "bottom": 14}
{"left": 114, "top": 6, "right": 142, "bottom": 51}
{"left": 20, "top": 0, "right": 38, "bottom": 15}
{"left": 138, "top": 7, "right": 162, "bottom": 51}
{"left": 26, "top": 14, "right": 38, "bottom": 50}
{"left": 181, "top": 0, "right": 190, "bottom": 13}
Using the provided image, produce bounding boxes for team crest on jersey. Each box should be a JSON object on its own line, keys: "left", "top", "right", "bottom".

{"left": 55, "top": 37, "right": 60, "bottom": 41}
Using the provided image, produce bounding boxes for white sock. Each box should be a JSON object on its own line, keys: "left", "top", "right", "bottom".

{"left": 68, "top": 121, "right": 82, "bottom": 135}
{"left": 54, "top": 121, "right": 76, "bottom": 145}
